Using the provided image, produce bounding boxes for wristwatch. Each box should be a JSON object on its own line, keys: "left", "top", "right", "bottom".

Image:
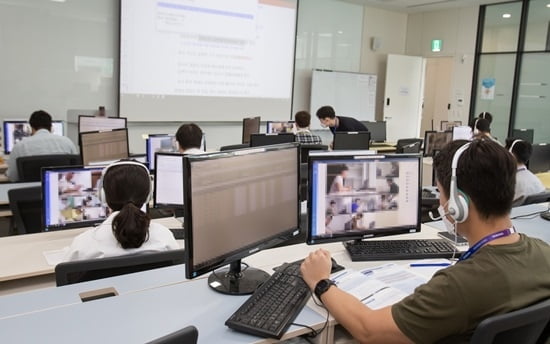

{"left": 314, "top": 279, "right": 336, "bottom": 300}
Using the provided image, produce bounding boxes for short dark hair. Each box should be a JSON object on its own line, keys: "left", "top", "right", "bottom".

{"left": 29, "top": 110, "right": 52, "bottom": 131}
{"left": 176, "top": 123, "right": 203, "bottom": 151}
{"left": 103, "top": 162, "right": 151, "bottom": 249}
{"left": 478, "top": 111, "right": 493, "bottom": 124}
{"left": 316, "top": 106, "right": 336, "bottom": 120}
{"left": 434, "top": 139, "right": 516, "bottom": 219}
{"left": 295, "top": 111, "right": 311, "bottom": 128}
{"left": 505, "top": 137, "right": 532, "bottom": 165}
{"left": 471, "top": 118, "right": 490, "bottom": 133}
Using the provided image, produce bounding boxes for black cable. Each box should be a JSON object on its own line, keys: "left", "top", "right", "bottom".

{"left": 291, "top": 288, "right": 331, "bottom": 339}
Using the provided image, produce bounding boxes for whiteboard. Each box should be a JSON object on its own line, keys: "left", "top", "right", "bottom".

{"left": 309, "top": 70, "right": 377, "bottom": 130}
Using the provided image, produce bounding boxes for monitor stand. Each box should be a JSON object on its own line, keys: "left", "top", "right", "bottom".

{"left": 208, "top": 260, "right": 270, "bottom": 295}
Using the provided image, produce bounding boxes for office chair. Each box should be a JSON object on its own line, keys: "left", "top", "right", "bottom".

{"left": 219, "top": 143, "right": 250, "bottom": 151}
{"left": 470, "top": 299, "right": 550, "bottom": 344}
{"left": 55, "top": 249, "right": 185, "bottom": 286}
{"left": 396, "top": 138, "right": 423, "bottom": 153}
{"left": 522, "top": 191, "right": 550, "bottom": 206}
{"left": 147, "top": 325, "right": 198, "bottom": 344}
{"left": 16, "top": 154, "right": 81, "bottom": 182}
{"left": 8, "top": 186, "right": 42, "bottom": 234}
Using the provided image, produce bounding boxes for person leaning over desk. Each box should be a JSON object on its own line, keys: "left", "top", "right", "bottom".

{"left": 301, "top": 139, "right": 550, "bottom": 343}
{"left": 176, "top": 123, "right": 205, "bottom": 155}
{"left": 7, "top": 110, "right": 78, "bottom": 181}
{"left": 63, "top": 160, "right": 178, "bottom": 261}
{"left": 316, "top": 105, "right": 368, "bottom": 133}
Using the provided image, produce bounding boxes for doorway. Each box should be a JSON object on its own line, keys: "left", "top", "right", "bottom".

{"left": 421, "top": 57, "right": 454, "bottom": 134}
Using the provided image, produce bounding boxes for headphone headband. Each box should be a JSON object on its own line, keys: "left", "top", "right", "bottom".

{"left": 509, "top": 139, "right": 522, "bottom": 153}
{"left": 98, "top": 160, "right": 152, "bottom": 205}
{"left": 448, "top": 142, "right": 471, "bottom": 223}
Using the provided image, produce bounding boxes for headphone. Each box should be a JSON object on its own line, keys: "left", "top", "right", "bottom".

{"left": 98, "top": 160, "right": 153, "bottom": 206}
{"left": 480, "top": 111, "right": 487, "bottom": 119}
{"left": 509, "top": 139, "right": 522, "bottom": 153}
{"left": 473, "top": 119, "right": 480, "bottom": 136}
{"left": 448, "top": 142, "right": 471, "bottom": 223}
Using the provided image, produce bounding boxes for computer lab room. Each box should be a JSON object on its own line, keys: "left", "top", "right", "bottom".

{"left": 1, "top": 0, "right": 550, "bottom": 343}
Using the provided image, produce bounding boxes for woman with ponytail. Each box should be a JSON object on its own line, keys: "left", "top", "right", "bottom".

{"left": 63, "top": 161, "right": 178, "bottom": 261}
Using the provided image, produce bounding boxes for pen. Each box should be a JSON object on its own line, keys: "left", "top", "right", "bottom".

{"left": 409, "top": 263, "right": 451, "bottom": 267}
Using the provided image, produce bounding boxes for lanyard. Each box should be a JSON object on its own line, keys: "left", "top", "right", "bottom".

{"left": 459, "top": 227, "right": 516, "bottom": 261}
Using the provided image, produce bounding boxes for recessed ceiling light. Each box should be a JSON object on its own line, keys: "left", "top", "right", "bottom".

{"left": 337, "top": 30, "right": 344, "bottom": 34}
{"left": 51, "top": 0, "right": 66, "bottom": 2}
{"left": 502, "top": 13, "right": 511, "bottom": 18}
{"left": 546, "top": 3, "right": 550, "bottom": 8}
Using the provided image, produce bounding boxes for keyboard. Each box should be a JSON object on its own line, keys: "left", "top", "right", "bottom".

{"left": 225, "top": 262, "right": 311, "bottom": 339}
{"left": 422, "top": 189, "right": 437, "bottom": 199}
{"left": 344, "top": 239, "right": 459, "bottom": 261}
{"left": 168, "top": 227, "right": 184, "bottom": 240}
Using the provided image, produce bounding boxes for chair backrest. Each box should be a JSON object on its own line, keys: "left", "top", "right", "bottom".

{"left": 147, "top": 325, "right": 198, "bottom": 344}
{"left": 522, "top": 191, "right": 550, "bottom": 206}
{"left": 396, "top": 138, "right": 423, "bottom": 153}
{"left": 8, "top": 186, "right": 42, "bottom": 234}
{"left": 470, "top": 299, "right": 550, "bottom": 344}
{"left": 16, "top": 154, "right": 81, "bottom": 182}
{"left": 55, "top": 249, "right": 185, "bottom": 286}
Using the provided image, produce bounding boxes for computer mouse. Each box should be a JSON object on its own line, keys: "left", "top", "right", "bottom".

{"left": 331, "top": 257, "right": 345, "bottom": 274}
{"left": 541, "top": 210, "right": 550, "bottom": 221}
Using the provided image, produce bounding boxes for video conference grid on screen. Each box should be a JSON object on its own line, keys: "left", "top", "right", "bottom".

{"left": 308, "top": 155, "right": 420, "bottom": 243}
{"left": 266, "top": 121, "right": 296, "bottom": 134}
{"left": 3, "top": 121, "right": 64, "bottom": 154}
{"left": 154, "top": 153, "right": 184, "bottom": 207}
{"left": 185, "top": 146, "right": 298, "bottom": 277}
{"left": 43, "top": 167, "right": 107, "bottom": 231}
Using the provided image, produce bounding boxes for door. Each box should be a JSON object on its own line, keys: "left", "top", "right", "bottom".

{"left": 422, "top": 57, "right": 454, "bottom": 133}
{"left": 384, "top": 54, "right": 425, "bottom": 142}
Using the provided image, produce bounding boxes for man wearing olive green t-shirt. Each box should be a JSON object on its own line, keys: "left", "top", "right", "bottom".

{"left": 301, "top": 139, "right": 550, "bottom": 343}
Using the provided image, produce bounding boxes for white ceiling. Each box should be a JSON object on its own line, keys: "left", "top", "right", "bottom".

{"left": 339, "top": 0, "right": 512, "bottom": 13}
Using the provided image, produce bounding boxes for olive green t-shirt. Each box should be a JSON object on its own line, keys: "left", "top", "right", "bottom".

{"left": 392, "top": 234, "right": 550, "bottom": 344}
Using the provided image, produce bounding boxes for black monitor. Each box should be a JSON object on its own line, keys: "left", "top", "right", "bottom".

{"left": 528, "top": 143, "right": 550, "bottom": 174}
{"left": 441, "top": 120, "right": 462, "bottom": 131}
{"left": 183, "top": 143, "right": 300, "bottom": 295}
{"left": 154, "top": 152, "right": 184, "bottom": 208}
{"left": 78, "top": 115, "right": 127, "bottom": 133}
{"left": 146, "top": 134, "right": 179, "bottom": 170}
{"left": 363, "top": 121, "right": 386, "bottom": 142}
{"left": 266, "top": 121, "right": 296, "bottom": 134}
{"left": 242, "top": 116, "right": 261, "bottom": 144}
{"left": 249, "top": 133, "right": 296, "bottom": 147}
{"left": 3, "top": 120, "right": 64, "bottom": 154}
{"left": 42, "top": 166, "right": 106, "bottom": 231}
{"left": 512, "top": 129, "right": 534, "bottom": 144}
{"left": 423, "top": 131, "right": 452, "bottom": 157}
{"left": 333, "top": 131, "right": 371, "bottom": 150}
{"left": 306, "top": 151, "right": 421, "bottom": 246}
{"left": 79, "top": 128, "right": 129, "bottom": 166}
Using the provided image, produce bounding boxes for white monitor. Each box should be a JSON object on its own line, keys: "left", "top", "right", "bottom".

{"left": 154, "top": 152, "right": 184, "bottom": 207}
{"left": 452, "top": 126, "right": 473, "bottom": 141}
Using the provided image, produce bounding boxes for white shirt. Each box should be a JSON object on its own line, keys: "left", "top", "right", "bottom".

{"left": 63, "top": 211, "right": 179, "bottom": 261}
{"left": 513, "top": 166, "right": 546, "bottom": 206}
{"left": 330, "top": 175, "right": 345, "bottom": 193}
{"left": 7, "top": 129, "right": 78, "bottom": 181}
{"left": 182, "top": 147, "right": 205, "bottom": 155}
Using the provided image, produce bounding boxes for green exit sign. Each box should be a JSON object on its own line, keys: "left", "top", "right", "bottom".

{"left": 431, "top": 39, "right": 443, "bottom": 52}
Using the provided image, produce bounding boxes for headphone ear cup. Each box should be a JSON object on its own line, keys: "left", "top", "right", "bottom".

{"left": 448, "top": 192, "right": 469, "bottom": 223}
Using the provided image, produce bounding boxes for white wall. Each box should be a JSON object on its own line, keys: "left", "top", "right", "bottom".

{"left": 405, "top": 6, "right": 480, "bottom": 126}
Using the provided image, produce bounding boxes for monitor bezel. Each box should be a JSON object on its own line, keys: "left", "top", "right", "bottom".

{"left": 77, "top": 115, "right": 127, "bottom": 134}
{"left": 362, "top": 121, "right": 387, "bottom": 143}
{"left": 183, "top": 143, "right": 301, "bottom": 280}
{"left": 511, "top": 128, "right": 534, "bottom": 144}
{"left": 423, "top": 130, "right": 453, "bottom": 157}
{"left": 306, "top": 151, "right": 422, "bottom": 245}
{"left": 42, "top": 165, "right": 107, "bottom": 232}
{"left": 3, "top": 119, "right": 65, "bottom": 154}
{"left": 333, "top": 131, "right": 371, "bottom": 150}
{"left": 249, "top": 132, "right": 296, "bottom": 147}
{"left": 153, "top": 151, "right": 185, "bottom": 208}
{"left": 79, "top": 128, "right": 130, "bottom": 166}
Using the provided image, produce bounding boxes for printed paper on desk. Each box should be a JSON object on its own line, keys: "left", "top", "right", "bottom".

{"left": 43, "top": 247, "right": 69, "bottom": 266}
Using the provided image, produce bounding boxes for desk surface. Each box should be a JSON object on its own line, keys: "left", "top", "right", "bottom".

{"left": 536, "top": 172, "right": 550, "bottom": 189}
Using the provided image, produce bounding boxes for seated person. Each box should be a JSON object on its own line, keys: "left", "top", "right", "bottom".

{"left": 294, "top": 110, "right": 322, "bottom": 144}
{"left": 505, "top": 138, "right": 546, "bottom": 206}
{"left": 63, "top": 161, "right": 179, "bottom": 261}
{"left": 386, "top": 178, "right": 399, "bottom": 194}
{"left": 7, "top": 110, "right": 78, "bottom": 181}
{"left": 329, "top": 165, "right": 352, "bottom": 193}
{"left": 176, "top": 123, "right": 205, "bottom": 155}
{"left": 471, "top": 118, "right": 501, "bottom": 145}
{"left": 301, "top": 139, "right": 550, "bottom": 343}
{"left": 478, "top": 111, "right": 493, "bottom": 124}
{"left": 58, "top": 172, "right": 83, "bottom": 194}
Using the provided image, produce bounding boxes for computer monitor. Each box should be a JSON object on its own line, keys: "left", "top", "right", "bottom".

{"left": 512, "top": 129, "right": 534, "bottom": 144}
{"left": 154, "top": 152, "right": 184, "bottom": 208}
{"left": 333, "top": 131, "right": 371, "bottom": 150}
{"left": 423, "top": 131, "right": 453, "bottom": 157}
{"left": 242, "top": 116, "right": 261, "bottom": 144}
{"left": 266, "top": 121, "right": 296, "bottom": 134}
{"left": 42, "top": 166, "right": 107, "bottom": 231}
{"left": 3, "top": 120, "right": 64, "bottom": 154}
{"left": 183, "top": 143, "right": 300, "bottom": 295}
{"left": 306, "top": 151, "right": 421, "bottom": 246}
{"left": 78, "top": 115, "right": 127, "bottom": 133}
{"left": 452, "top": 126, "right": 472, "bottom": 141}
{"left": 79, "top": 128, "right": 129, "bottom": 166}
{"left": 528, "top": 143, "right": 550, "bottom": 174}
{"left": 363, "top": 121, "right": 386, "bottom": 142}
{"left": 249, "top": 133, "right": 296, "bottom": 147}
{"left": 146, "top": 134, "right": 179, "bottom": 170}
